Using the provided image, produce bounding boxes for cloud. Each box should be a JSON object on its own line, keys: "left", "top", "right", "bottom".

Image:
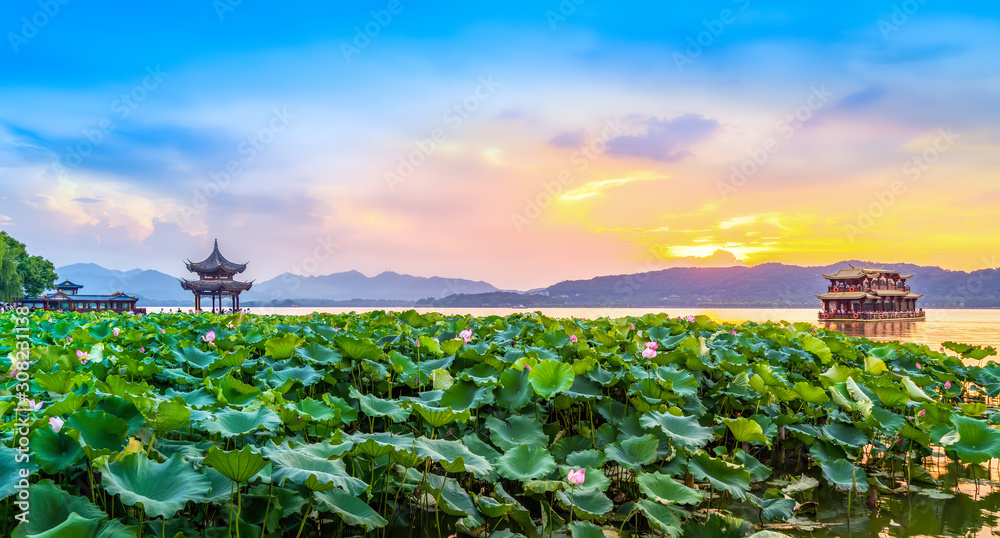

{"left": 606, "top": 114, "right": 718, "bottom": 162}
{"left": 548, "top": 130, "right": 586, "bottom": 148}
{"left": 72, "top": 197, "right": 101, "bottom": 203}
{"left": 835, "top": 86, "right": 886, "bottom": 110}
{"left": 560, "top": 176, "right": 665, "bottom": 201}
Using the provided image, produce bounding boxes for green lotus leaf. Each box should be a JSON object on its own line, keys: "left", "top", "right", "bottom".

{"left": 11, "top": 479, "right": 107, "bottom": 538}
{"left": 263, "top": 440, "right": 367, "bottom": 495}
{"left": 864, "top": 356, "right": 887, "bottom": 376}
{"left": 262, "top": 365, "right": 323, "bottom": 392}
{"left": 782, "top": 475, "right": 820, "bottom": 495}
{"left": 440, "top": 379, "right": 496, "bottom": 411}
{"left": 636, "top": 472, "right": 704, "bottom": 505}
{"left": 203, "top": 445, "right": 268, "bottom": 483}
{"left": 67, "top": 408, "right": 129, "bottom": 454}
{"left": 314, "top": 488, "right": 388, "bottom": 531}
{"left": 556, "top": 488, "right": 612, "bottom": 520}
{"left": 347, "top": 432, "right": 413, "bottom": 458}
{"left": 487, "top": 414, "right": 548, "bottom": 451}
{"left": 412, "top": 402, "right": 471, "bottom": 428}
{"left": 95, "top": 396, "right": 146, "bottom": 435}
{"left": 792, "top": 382, "right": 830, "bottom": 404}
{"left": 200, "top": 406, "right": 281, "bottom": 438}
{"left": 688, "top": 452, "right": 751, "bottom": 499}
{"left": 287, "top": 397, "right": 340, "bottom": 423}
{"left": 528, "top": 359, "right": 575, "bottom": 399}
{"left": 722, "top": 417, "right": 769, "bottom": 445}
{"left": 565, "top": 449, "right": 607, "bottom": 469}
{"left": 567, "top": 520, "right": 605, "bottom": 538}
{"left": 496, "top": 445, "right": 557, "bottom": 481}
{"left": 422, "top": 473, "right": 485, "bottom": 527}
{"left": 349, "top": 386, "right": 410, "bottom": 422}
{"left": 100, "top": 453, "right": 212, "bottom": 519}
{"left": 146, "top": 397, "right": 192, "bottom": 434}
{"left": 264, "top": 333, "right": 306, "bottom": 359}
{"left": 334, "top": 335, "right": 385, "bottom": 362}
{"left": 414, "top": 438, "right": 493, "bottom": 478}
{"left": 33, "top": 370, "right": 87, "bottom": 394}
{"left": 214, "top": 375, "right": 261, "bottom": 407}
{"left": 947, "top": 416, "right": 1000, "bottom": 464}
{"left": 640, "top": 411, "right": 713, "bottom": 451}
{"left": 476, "top": 496, "right": 514, "bottom": 519}
{"left": 822, "top": 422, "right": 869, "bottom": 449}
{"left": 820, "top": 459, "right": 869, "bottom": 493}
{"left": 30, "top": 426, "right": 85, "bottom": 474}
{"left": 637, "top": 499, "right": 683, "bottom": 536}
{"left": 746, "top": 492, "right": 796, "bottom": 522}
{"left": 171, "top": 345, "right": 219, "bottom": 370}
{"left": 902, "top": 377, "right": 933, "bottom": 402}
{"left": 800, "top": 334, "right": 832, "bottom": 363}
{"left": 733, "top": 449, "right": 772, "bottom": 482}
{"left": 604, "top": 434, "right": 658, "bottom": 471}
{"left": 296, "top": 342, "right": 343, "bottom": 365}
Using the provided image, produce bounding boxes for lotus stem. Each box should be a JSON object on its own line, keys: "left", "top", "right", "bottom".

{"left": 295, "top": 495, "right": 313, "bottom": 538}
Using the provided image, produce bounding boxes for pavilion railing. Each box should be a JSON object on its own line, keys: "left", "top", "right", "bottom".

{"left": 819, "top": 311, "right": 925, "bottom": 321}
{"left": 826, "top": 285, "right": 910, "bottom": 293}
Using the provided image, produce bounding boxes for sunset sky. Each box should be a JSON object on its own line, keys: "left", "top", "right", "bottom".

{"left": 1, "top": 1, "right": 997, "bottom": 289}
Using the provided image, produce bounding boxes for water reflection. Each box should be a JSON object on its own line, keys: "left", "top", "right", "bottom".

{"left": 825, "top": 321, "right": 923, "bottom": 342}
{"left": 780, "top": 483, "right": 1000, "bottom": 537}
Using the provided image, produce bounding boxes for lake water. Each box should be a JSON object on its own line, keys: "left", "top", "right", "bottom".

{"left": 147, "top": 306, "right": 1000, "bottom": 350}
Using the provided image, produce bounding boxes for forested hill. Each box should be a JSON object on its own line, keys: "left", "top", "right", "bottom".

{"left": 543, "top": 261, "right": 1000, "bottom": 308}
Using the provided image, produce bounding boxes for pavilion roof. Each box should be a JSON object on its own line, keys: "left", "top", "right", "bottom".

{"left": 822, "top": 265, "right": 910, "bottom": 280}
{"left": 185, "top": 239, "right": 248, "bottom": 274}
{"left": 27, "top": 293, "right": 137, "bottom": 301}
{"left": 55, "top": 279, "right": 83, "bottom": 289}
{"left": 815, "top": 292, "right": 877, "bottom": 300}
{"left": 180, "top": 279, "right": 253, "bottom": 292}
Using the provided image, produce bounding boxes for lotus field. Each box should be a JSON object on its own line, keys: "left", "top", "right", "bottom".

{"left": 3, "top": 309, "right": 1000, "bottom": 537}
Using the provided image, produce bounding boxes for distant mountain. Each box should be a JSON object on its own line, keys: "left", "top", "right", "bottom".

{"left": 543, "top": 261, "right": 1000, "bottom": 308}
{"left": 54, "top": 263, "right": 191, "bottom": 304}
{"left": 243, "top": 271, "right": 499, "bottom": 303}
{"left": 415, "top": 291, "right": 568, "bottom": 308}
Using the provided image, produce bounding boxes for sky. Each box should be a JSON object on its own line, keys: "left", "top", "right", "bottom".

{"left": 1, "top": 1, "right": 998, "bottom": 290}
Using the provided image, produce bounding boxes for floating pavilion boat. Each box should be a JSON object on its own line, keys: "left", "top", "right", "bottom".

{"left": 817, "top": 265, "right": 925, "bottom": 322}
{"left": 19, "top": 280, "right": 144, "bottom": 313}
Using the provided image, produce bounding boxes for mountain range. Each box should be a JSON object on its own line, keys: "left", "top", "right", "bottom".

{"left": 51, "top": 260, "right": 1000, "bottom": 308}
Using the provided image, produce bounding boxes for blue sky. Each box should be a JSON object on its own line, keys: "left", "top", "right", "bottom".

{"left": 1, "top": 1, "right": 998, "bottom": 289}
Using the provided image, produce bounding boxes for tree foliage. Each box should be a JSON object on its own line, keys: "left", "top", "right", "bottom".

{"left": 0, "top": 231, "right": 57, "bottom": 297}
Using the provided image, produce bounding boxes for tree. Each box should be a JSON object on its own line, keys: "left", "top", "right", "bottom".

{"left": 0, "top": 234, "right": 23, "bottom": 301}
{"left": 0, "top": 232, "right": 57, "bottom": 298}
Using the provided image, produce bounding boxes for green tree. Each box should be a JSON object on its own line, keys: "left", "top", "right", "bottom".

{"left": 0, "top": 234, "right": 23, "bottom": 301}
{"left": 0, "top": 232, "right": 57, "bottom": 297}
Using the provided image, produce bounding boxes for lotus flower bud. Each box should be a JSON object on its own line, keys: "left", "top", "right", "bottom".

{"left": 49, "top": 416, "right": 64, "bottom": 433}
{"left": 570, "top": 335, "right": 578, "bottom": 343}
{"left": 567, "top": 468, "right": 586, "bottom": 486}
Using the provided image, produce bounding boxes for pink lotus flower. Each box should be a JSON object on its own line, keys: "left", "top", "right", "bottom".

{"left": 915, "top": 363, "right": 921, "bottom": 369}
{"left": 26, "top": 399, "right": 42, "bottom": 412}
{"left": 66, "top": 336, "right": 72, "bottom": 343}
{"left": 414, "top": 338, "right": 420, "bottom": 347}
{"left": 730, "top": 330, "right": 737, "bottom": 336}
{"left": 686, "top": 315, "right": 696, "bottom": 323}
{"left": 645, "top": 341, "right": 658, "bottom": 350}
{"left": 939, "top": 347, "right": 945, "bottom": 352}
{"left": 642, "top": 347, "right": 657, "bottom": 359}
{"left": 567, "top": 468, "right": 586, "bottom": 486}
{"left": 629, "top": 323, "right": 635, "bottom": 330}
{"left": 77, "top": 350, "right": 89, "bottom": 364}
{"left": 49, "top": 417, "right": 64, "bottom": 433}
{"left": 944, "top": 381, "right": 952, "bottom": 389}
{"left": 160, "top": 329, "right": 165, "bottom": 334}
{"left": 140, "top": 347, "right": 145, "bottom": 353}
{"left": 202, "top": 331, "right": 216, "bottom": 343}
{"left": 112, "top": 327, "right": 120, "bottom": 337}
{"left": 434, "top": 338, "right": 439, "bottom": 343}
{"left": 524, "top": 364, "right": 531, "bottom": 372}
{"left": 570, "top": 335, "right": 578, "bottom": 343}
{"left": 11, "top": 369, "right": 18, "bottom": 378}
{"left": 459, "top": 329, "right": 473, "bottom": 343}
{"left": 918, "top": 409, "right": 926, "bottom": 418}
{"left": 446, "top": 428, "right": 454, "bottom": 437}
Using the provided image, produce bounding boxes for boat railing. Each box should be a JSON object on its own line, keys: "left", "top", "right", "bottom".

{"left": 819, "top": 310, "right": 925, "bottom": 321}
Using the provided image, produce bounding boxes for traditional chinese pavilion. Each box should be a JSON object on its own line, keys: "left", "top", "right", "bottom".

{"left": 180, "top": 240, "right": 252, "bottom": 313}
{"left": 817, "top": 265, "right": 925, "bottom": 321}
{"left": 20, "top": 280, "right": 143, "bottom": 313}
